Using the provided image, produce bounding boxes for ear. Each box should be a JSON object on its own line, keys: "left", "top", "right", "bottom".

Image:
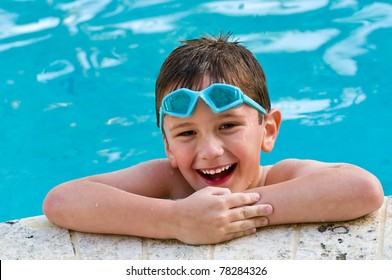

{"left": 163, "top": 137, "right": 178, "bottom": 169}
{"left": 261, "top": 109, "right": 282, "bottom": 153}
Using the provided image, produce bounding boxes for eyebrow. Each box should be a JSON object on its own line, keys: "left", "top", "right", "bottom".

{"left": 169, "top": 112, "right": 248, "bottom": 131}
{"left": 169, "top": 122, "right": 195, "bottom": 131}
{"left": 216, "top": 108, "right": 250, "bottom": 120}
{"left": 217, "top": 112, "right": 246, "bottom": 119}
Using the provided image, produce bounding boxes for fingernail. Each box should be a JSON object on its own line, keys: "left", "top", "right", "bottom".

{"left": 265, "top": 205, "right": 272, "bottom": 215}
{"left": 261, "top": 218, "right": 268, "bottom": 226}
{"left": 253, "top": 193, "right": 261, "bottom": 201}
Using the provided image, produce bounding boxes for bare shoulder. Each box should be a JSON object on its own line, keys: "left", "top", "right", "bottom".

{"left": 86, "top": 159, "right": 193, "bottom": 198}
{"left": 264, "top": 158, "right": 346, "bottom": 185}
{"left": 264, "top": 158, "right": 384, "bottom": 210}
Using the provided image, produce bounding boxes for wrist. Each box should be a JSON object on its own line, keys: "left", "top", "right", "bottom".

{"left": 149, "top": 198, "right": 184, "bottom": 241}
{"left": 138, "top": 198, "right": 180, "bottom": 240}
{"left": 167, "top": 199, "right": 185, "bottom": 241}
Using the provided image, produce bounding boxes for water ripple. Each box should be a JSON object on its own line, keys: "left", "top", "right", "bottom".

{"left": 274, "top": 87, "right": 367, "bottom": 126}
{"left": 0, "top": 35, "right": 51, "bottom": 53}
{"left": 201, "top": 0, "right": 328, "bottom": 16}
{"left": 57, "top": 0, "right": 112, "bottom": 34}
{"left": 36, "top": 60, "right": 75, "bottom": 83}
{"left": 87, "top": 12, "right": 190, "bottom": 35}
{"left": 324, "top": 2, "right": 392, "bottom": 76}
{"left": 0, "top": 12, "right": 59, "bottom": 40}
{"left": 240, "top": 29, "right": 340, "bottom": 53}
{"left": 132, "top": 0, "right": 175, "bottom": 9}
{"left": 0, "top": 8, "right": 59, "bottom": 52}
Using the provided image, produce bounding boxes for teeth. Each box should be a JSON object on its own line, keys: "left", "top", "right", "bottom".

{"left": 201, "top": 164, "right": 232, "bottom": 175}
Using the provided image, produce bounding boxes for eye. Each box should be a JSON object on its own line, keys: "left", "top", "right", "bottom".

{"left": 176, "top": 130, "right": 196, "bottom": 137}
{"left": 220, "top": 123, "right": 237, "bottom": 130}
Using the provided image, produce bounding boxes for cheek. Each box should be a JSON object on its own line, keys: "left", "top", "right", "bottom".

{"left": 235, "top": 132, "right": 263, "bottom": 168}
{"left": 167, "top": 142, "right": 195, "bottom": 169}
{"left": 232, "top": 129, "right": 263, "bottom": 153}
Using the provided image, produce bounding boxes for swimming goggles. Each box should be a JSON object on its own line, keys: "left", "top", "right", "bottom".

{"left": 159, "top": 83, "right": 267, "bottom": 129}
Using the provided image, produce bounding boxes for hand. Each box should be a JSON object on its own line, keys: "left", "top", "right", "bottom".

{"left": 172, "top": 187, "right": 273, "bottom": 245}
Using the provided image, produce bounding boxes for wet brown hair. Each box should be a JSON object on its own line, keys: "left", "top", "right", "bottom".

{"left": 155, "top": 33, "right": 270, "bottom": 127}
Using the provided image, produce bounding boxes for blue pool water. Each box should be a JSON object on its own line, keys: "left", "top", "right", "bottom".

{"left": 1, "top": 0, "right": 391, "bottom": 222}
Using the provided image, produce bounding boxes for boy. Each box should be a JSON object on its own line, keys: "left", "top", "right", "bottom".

{"left": 43, "top": 34, "right": 384, "bottom": 245}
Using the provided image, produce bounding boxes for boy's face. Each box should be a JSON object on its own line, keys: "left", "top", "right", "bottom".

{"left": 162, "top": 82, "right": 280, "bottom": 192}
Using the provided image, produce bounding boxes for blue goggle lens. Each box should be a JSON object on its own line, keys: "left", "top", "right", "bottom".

{"left": 208, "top": 87, "right": 239, "bottom": 109}
{"left": 163, "top": 91, "right": 192, "bottom": 114}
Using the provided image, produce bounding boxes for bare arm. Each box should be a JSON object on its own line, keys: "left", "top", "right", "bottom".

{"left": 43, "top": 159, "right": 271, "bottom": 244}
{"left": 249, "top": 159, "right": 384, "bottom": 225}
{"left": 43, "top": 178, "right": 178, "bottom": 238}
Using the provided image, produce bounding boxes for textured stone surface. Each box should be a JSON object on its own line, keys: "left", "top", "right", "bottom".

{"left": 1, "top": 197, "right": 391, "bottom": 260}
{"left": 145, "top": 238, "right": 211, "bottom": 260}
{"left": 0, "top": 216, "right": 74, "bottom": 259}
{"left": 295, "top": 210, "right": 380, "bottom": 260}
{"left": 214, "top": 225, "right": 295, "bottom": 260}
{"left": 74, "top": 232, "right": 143, "bottom": 260}
{"left": 383, "top": 196, "right": 392, "bottom": 259}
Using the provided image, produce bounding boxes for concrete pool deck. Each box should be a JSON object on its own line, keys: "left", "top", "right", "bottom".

{"left": 1, "top": 196, "right": 391, "bottom": 260}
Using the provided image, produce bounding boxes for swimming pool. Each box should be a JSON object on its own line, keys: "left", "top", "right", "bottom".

{"left": 1, "top": 0, "right": 391, "bottom": 222}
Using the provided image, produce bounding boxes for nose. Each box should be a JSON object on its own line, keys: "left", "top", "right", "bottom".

{"left": 197, "top": 136, "right": 224, "bottom": 160}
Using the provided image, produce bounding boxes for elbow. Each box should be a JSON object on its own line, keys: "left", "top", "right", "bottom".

{"left": 349, "top": 165, "right": 384, "bottom": 214}
{"left": 42, "top": 185, "right": 65, "bottom": 226}
{"left": 42, "top": 182, "right": 76, "bottom": 228}
{"left": 363, "top": 174, "right": 384, "bottom": 212}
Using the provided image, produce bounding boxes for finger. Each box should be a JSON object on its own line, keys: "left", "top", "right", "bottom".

{"left": 222, "top": 217, "right": 269, "bottom": 242}
{"left": 202, "top": 186, "right": 232, "bottom": 196}
{"left": 224, "top": 192, "right": 260, "bottom": 208}
{"left": 222, "top": 228, "right": 257, "bottom": 242}
{"left": 231, "top": 204, "right": 273, "bottom": 220}
{"left": 229, "top": 217, "right": 269, "bottom": 232}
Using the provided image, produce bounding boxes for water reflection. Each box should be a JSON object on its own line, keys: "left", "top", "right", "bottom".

{"left": 106, "top": 117, "right": 133, "bottom": 126}
{"left": 132, "top": 0, "right": 174, "bottom": 9}
{"left": 0, "top": 35, "right": 51, "bottom": 52}
{"left": 274, "top": 87, "right": 367, "bottom": 126}
{"left": 240, "top": 29, "right": 339, "bottom": 53}
{"left": 0, "top": 9, "right": 58, "bottom": 52}
{"left": 44, "top": 102, "right": 73, "bottom": 112}
{"left": 36, "top": 60, "right": 75, "bottom": 83}
{"left": 0, "top": 14, "right": 59, "bottom": 40}
{"left": 75, "top": 47, "right": 127, "bottom": 73}
{"left": 324, "top": 2, "right": 392, "bottom": 76}
{"left": 201, "top": 0, "right": 328, "bottom": 16}
{"left": 87, "top": 12, "right": 189, "bottom": 34}
{"left": 57, "top": 0, "right": 112, "bottom": 34}
{"left": 96, "top": 148, "right": 145, "bottom": 163}
{"left": 1, "top": 0, "right": 390, "bottom": 123}
{"left": 2, "top": 0, "right": 390, "bottom": 81}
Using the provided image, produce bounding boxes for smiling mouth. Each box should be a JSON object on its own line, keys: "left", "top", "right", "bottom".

{"left": 196, "top": 163, "right": 237, "bottom": 184}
